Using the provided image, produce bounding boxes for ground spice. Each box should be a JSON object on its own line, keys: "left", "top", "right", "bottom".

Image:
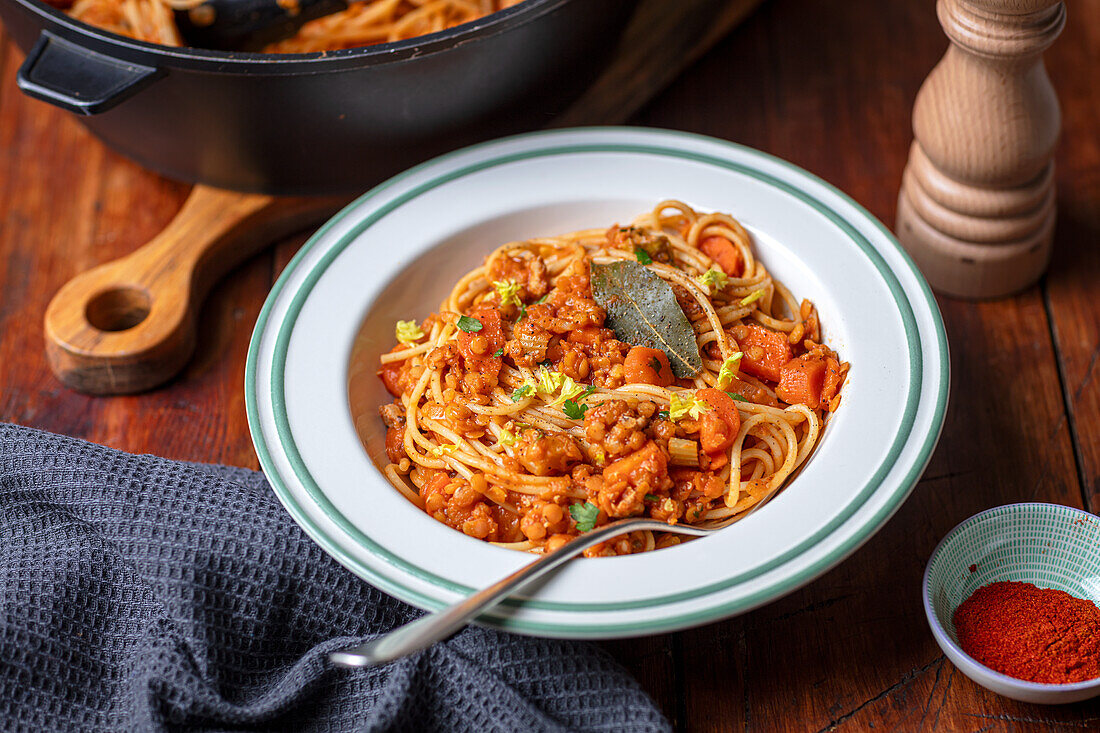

{"left": 953, "top": 581, "right": 1100, "bottom": 684}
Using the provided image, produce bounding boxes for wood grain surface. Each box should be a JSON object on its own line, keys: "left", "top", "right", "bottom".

{"left": 2, "top": 0, "right": 1100, "bottom": 730}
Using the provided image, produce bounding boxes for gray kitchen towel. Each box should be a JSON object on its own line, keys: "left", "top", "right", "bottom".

{"left": 0, "top": 423, "right": 670, "bottom": 732}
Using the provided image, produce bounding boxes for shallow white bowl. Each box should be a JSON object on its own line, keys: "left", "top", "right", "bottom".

{"left": 924, "top": 503, "right": 1100, "bottom": 704}
{"left": 246, "top": 127, "right": 949, "bottom": 638}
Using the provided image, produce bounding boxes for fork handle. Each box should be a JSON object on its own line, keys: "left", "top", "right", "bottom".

{"left": 329, "top": 518, "right": 691, "bottom": 666}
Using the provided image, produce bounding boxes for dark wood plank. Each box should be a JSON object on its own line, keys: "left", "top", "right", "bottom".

{"left": 1044, "top": 4, "right": 1100, "bottom": 514}
{"left": 554, "top": 0, "right": 765, "bottom": 128}
{"left": 0, "top": 41, "right": 265, "bottom": 466}
{"left": 626, "top": 0, "right": 1095, "bottom": 729}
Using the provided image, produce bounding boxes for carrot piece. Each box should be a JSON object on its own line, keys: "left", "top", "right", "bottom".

{"left": 722, "top": 376, "right": 779, "bottom": 408}
{"left": 699, "top": 236, "right": 742, "bottom": 276}
{"left": 820, "top": 357, "right": 843, "bottom": 410}
{"left": 603, "top": 442, "right": 667, "bottom": 489}
{"left": 696, "top": 388, "right": 742, "bottom": 459}
{"left": 379, "top": 345, "right": 407, "bottom": 396}
{"left": 624, "top": 346, "right": 675, "bottom": 386}
{"left": 732, "top": 322, "right": 792, "bottom": 383}
{"left": 567, "top": 327, "right": 604, "bottom": 347}
{"left": 776, "top": 355, "right": 828, "bottom": 408}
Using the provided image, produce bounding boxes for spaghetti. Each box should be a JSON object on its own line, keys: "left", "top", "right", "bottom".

{"left": 63, "top": 0, "right": 523, "bottom": 52}
{"left": 371, "top": 202, "right": 849, "bottom": 556}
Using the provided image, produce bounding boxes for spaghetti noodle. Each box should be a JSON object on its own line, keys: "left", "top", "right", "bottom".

{"left": 371, "top": 202, "right": 849, "bottom": 556}
{"left": 63, "top": 0, "right": 523, "bottom": 52}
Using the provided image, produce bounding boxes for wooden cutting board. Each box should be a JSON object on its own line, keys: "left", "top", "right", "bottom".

{"left": 43, "top": 0, "right": 765, "bottom": 395}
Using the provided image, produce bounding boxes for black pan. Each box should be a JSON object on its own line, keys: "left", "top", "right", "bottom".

{"left": 0, "top": 0, "right": 637, "bottom": 194}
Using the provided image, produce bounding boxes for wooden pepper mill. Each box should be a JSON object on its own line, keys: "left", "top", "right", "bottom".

{"left": 896, "top": 0, "right": 1065, "bottom": 299}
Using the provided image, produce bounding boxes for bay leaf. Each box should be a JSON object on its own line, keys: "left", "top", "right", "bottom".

{"left": 590, "top": 260, "right": 703, "bottom": 379}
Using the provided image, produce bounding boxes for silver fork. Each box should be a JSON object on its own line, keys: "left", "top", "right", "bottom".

{"left": 330, "top": 496, "right": 775, "bottom": 667}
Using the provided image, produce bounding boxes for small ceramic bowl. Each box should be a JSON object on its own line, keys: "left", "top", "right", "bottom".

{"left": 923, "top": 502, "right": 1100, "bottom": 704}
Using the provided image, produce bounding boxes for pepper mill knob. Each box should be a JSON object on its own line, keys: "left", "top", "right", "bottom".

{"left": 896, "top": 0, "right": 1066, "bottom": 299}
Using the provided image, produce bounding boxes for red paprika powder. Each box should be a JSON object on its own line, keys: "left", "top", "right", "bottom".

{"left": 953, "top": 581, "right": 1100, "bottom": 684}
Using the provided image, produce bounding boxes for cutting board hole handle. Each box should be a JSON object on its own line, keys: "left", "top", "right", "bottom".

{"left": 84, "top": 286, "right": 152, "bottom": 332}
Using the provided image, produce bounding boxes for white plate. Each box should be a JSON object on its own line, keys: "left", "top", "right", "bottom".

{"left": 246, "top": 127, "right": 949, "bottom": 638}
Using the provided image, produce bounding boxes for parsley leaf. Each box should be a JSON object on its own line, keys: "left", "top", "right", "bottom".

{"left": 727, "top": 392, "right": 748, "bottom": 402}
{"left": 644, "top": 494, "right": 660, "bottom": 502}
{"left": 534, "top": 294, "right": 549, "bottom": 305}
{"left": 456, "top": 315, "right": 483, "bottom": 332}
{"left": 492, "top": 347, "right": 504, "bottom": 357}
{"left": 635, "top": 248, "right": 653, "bottom": 265}
{"left": 657, "top": 410, "right": 670, "bottom": 421}
{"left": 569, "top": 502, "right": 600, "bottom": 532}
{"left": 511, "top": 384, "right": 535, "bottom": 402}
{"left": 560, "top": 383, "right": 596, "bottom": 417}
{"left": 562, "top": 399, "right": 588, "bottom": 420}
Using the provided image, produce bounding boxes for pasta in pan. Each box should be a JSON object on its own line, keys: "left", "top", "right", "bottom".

{"left": 371, "top": 201, "right": 849, "bottom": 556}
{"left": 62, "top": 0, "right": 524, "bottom": 52}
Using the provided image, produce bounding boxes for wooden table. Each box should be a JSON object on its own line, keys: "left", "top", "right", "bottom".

{"left": 2, "top": 0, "right": 1098, "bottom": 729}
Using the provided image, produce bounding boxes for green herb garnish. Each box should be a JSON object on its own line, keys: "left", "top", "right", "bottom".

{"left": 562, "top": 400, "right": 588, "bottom": 420}
{"left": 569, "top": 502, "right": 600, "bottom": 532}
{"left": 727, "top": 393, "right": 748, "bottom": 402}
{"left": 511, "top": 384, "right": 535, "bottom": 402}
{"left": 493, "top": 347, "right": 504, "bottom": 357}
{"left": 644, "top": 494, "right": 660, "bottom": 502}
{"left": 635, "top": 248, "right": 653, "bottom": 265}
{"left": 456, "top": 315, "right": 483, "bottom": 333}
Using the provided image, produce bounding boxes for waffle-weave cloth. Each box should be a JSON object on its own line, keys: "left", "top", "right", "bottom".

{"left": 0, "top": 424, "right": 670, "bottom": 732}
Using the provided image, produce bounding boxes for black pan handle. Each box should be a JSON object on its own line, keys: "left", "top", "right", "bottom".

{"left": 17, "top": 32, "right": 163, "bottom": 115}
